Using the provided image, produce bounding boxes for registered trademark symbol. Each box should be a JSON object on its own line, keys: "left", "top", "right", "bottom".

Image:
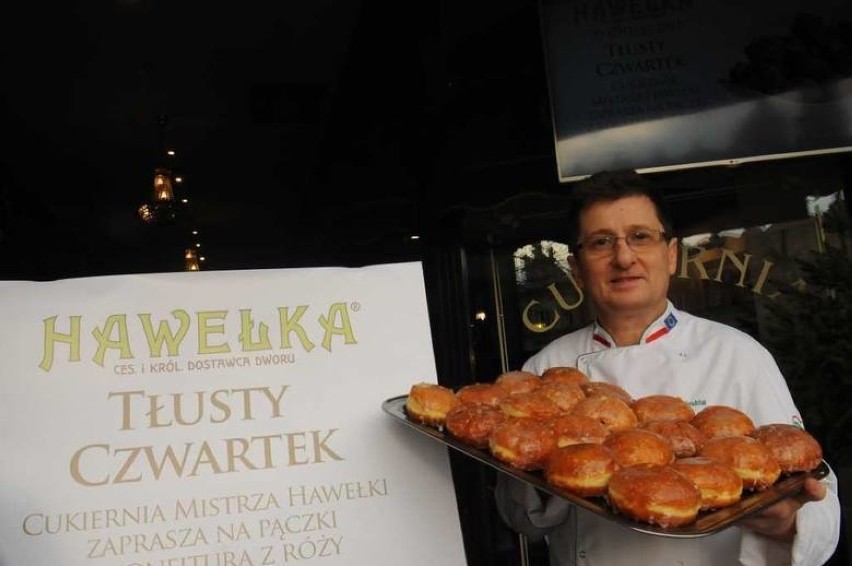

{"left": 351, "top": 302, "right": 361, "bottom": 311}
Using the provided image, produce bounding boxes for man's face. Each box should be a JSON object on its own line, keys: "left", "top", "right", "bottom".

{"left": 572, "top": 195, "right": 677, "bottom": 322}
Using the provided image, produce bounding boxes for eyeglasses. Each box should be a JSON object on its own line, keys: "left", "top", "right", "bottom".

{"left": 575, "top": 229, "right": 669, "bottom": 257}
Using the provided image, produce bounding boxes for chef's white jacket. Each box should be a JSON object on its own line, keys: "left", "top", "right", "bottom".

{"left": 495, "top": 302, "right": 840, "bottom": 566}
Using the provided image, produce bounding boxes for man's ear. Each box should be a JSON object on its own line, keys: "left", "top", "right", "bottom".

{"left": 667, "top": 237, "right": 678, "bottom": 276}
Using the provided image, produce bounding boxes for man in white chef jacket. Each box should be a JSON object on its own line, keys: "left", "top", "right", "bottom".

{"left": 495, "top": 170, "right": 841, "bottom": 566}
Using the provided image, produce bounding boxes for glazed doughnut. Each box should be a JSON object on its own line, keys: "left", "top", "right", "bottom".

{"left": 545, "top": 443, "right": 619, "bottom": 497}
{"left": 571, "top": 396, "right": 639, "bottom": 432}
{"left": 607, "top": 464, "right": 701, "bottom": 528}
{"left": 603, "top": 428, "right": 675, "bottom": 468}
{"left": 580, "top": 381, "right": 633, "bottom": 404}
{"left": 550, "top": 414, "right": 609, "bottom": 447}
{"left": 500, "top": 390, "right": 562, "bottom": 420}
{"left": 631, "top": 395, "right": 695, "bottom": 423}
{"left": 541, "top": 366, "right": 590, "bottom": 386}
{"left": 699, "top": 436, "right": 781, "bottom": 490}
{"left": 670, "top": 457, "right": 743, "bottom": 510}
{"left": 536, "top": 381, "right": 586, "bottom": 413}
{"left": 642, "top": 420, "right": 706, "bottom": 458}
{"left": 445, "top": 403, "right": 506, "bottom": 449}
{"left": 489, "top": 417, "right": 557, "bottom": 471}
{"left": 456, "top": 382, "right": 508, "bottom": 407}
{"left": 495, "top": 370, "right": 542, "bottom": 395}
{"left": 691, "top": 405, "right": 755, "bottom": 439}
{"left": 405, "top": 382, "right": 460, "bottom": 428}
{"left": 750, "top": 424, "right": 823, "bottom": 473}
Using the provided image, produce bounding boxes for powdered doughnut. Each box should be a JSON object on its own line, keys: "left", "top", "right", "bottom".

{"left": 699, "top": 435, "right": 781, "bottom": 490}
{"left": 500, "top": 390, "right": 562, "bottom": 420}
{"left": 691, "top": 405, "right": 755, "bottom": 439}
{"left": 607, "top": 464, "right": 701, "bottom": 527}
{"left": 495, "top": 371, "right": 542, "bottom": 395}
{"left": 545, "top": 443, "right": 619, "bottom": 497}
{"left": 535, "top": 381, "right": 586, "bottom": 413}
{"left": 572, "top": 396, "right": 638, "bottom": 432}
{"left": 541, "top": 366, "right": 590, "bottom": 386}
{"left": 406, "top": 382, "right": 460, "bottom": 428}
{"left": 632, "top": 395, "right": 695, "bottom": 423}
{"left": 489, "top": 417, "right": 557, "bottom": 471}
{"left": 580, "top": 381, "right": 633, "bottom": 404}
{"left": 603, "top": 428, "right": 675, "bottom": 468}
{"left": 550, "top": 414, "right": 610, "bottom": 447}
{"left": 671, "top": 457, "right": 743, "bottom": 510}
{"left": 445, "top": 403, "right": 507, "bottom": 449}
{"left": 642, "top": 420, "right": 706, "bottom": 458}
{"left": 456, "top": 382, "right": 508, "bottom": 407}
{"left": 749, "top": 424, "right": 823, "bottom": 473}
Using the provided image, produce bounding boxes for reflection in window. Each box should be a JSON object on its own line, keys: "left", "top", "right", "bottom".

{"left": 807, "top": 191, "right": 845, "bottom": 253}
{"left": 513, "top": 241, "right": 590, "bottom": 353}
{"left": 513, "top": 241, "right": 572, "bottom": 285}
{"left": 806, "top": 192, "right": 840, "bottom": 217}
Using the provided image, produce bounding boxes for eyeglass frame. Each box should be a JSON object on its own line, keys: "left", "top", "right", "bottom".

{"left": 574, "top": 229, "right": 672, "bottom": 256}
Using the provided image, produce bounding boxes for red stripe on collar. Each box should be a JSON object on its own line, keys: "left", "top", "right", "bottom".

{"left": 644, "top": 326, "right": 669, "bottom": 343}
{"left": 592, "top": 312, "right": 677, "bottom": 348}
{"left": 644, "top": 312, "right": 677, "bottom": 343}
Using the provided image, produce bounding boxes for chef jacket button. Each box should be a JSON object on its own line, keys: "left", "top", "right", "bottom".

{"left": 578, "top": 550, "right": 587, "bottom": 558}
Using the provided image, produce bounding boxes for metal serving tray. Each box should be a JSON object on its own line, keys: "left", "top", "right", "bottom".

{"left": 382, "top": 395, "right": 830, "bottom": 538}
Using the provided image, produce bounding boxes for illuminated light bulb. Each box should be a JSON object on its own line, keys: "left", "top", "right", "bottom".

{"left": 184, "top": 248, "right": 200, "bottom": 271}
{"left": 152, "top": 168, "right": 174, "bottom": 201}
{"left": 138, "top": 204, "right": 153, "bottom": 223}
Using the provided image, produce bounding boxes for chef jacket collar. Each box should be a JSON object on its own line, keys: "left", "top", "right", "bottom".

{"left": 591, "top": 301, "right": 678, "bottom": 349}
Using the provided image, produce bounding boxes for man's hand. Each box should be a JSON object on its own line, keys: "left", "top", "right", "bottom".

{"left": 738, "top": 478, "right": 826, "bottom": 541}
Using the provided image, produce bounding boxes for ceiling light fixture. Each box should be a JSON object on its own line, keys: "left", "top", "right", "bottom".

{"left": 138, "top": 166, "right": 179, "bottom": 225}
{"left": 184, "top": 248, "right": 200, "bottom": 271}
{"left": 138, "top": 116, "right": 183, "bottom": 226}
{"left": 153, "top": 167, "right": 175, "bottom": 201}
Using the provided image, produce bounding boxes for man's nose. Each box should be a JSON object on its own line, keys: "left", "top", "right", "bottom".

{"left": 611, "top": 238, "right": 637, "bottom": 267}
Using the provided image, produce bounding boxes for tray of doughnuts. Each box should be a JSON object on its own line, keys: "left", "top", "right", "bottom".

{"left": 383, "top": 369, "right": 830, "bottom": 538}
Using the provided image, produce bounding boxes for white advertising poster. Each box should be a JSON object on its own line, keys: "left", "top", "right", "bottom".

{"left": 0, "top": 262, "right": 466, "bottom": 566}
